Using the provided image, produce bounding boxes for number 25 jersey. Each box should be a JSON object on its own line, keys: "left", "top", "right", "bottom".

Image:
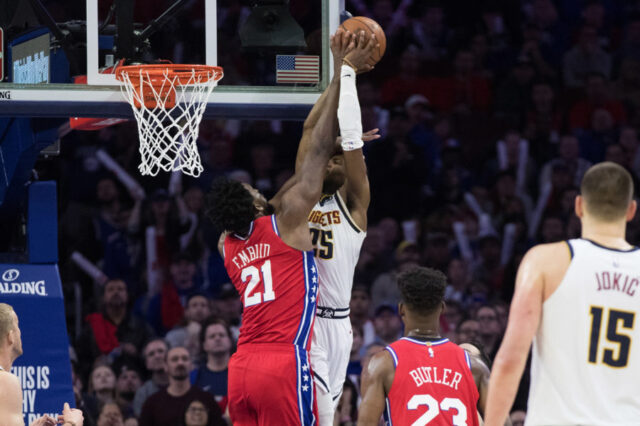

{"left": 223, "top": 215, "right": 318, "bottom": 350}
{"left": 384, "top": 337, "right": 479, "bottom": 426}
{"left": 527, "top": 239, "right": 640, "bottom": 425}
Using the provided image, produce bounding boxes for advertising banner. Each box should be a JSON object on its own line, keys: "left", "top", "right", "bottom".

{"left": 0, "top": 264, "right": 75, "bottom": 424}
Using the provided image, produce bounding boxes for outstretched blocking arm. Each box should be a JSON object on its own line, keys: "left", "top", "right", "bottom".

{"left": 357, "top": 350, "right": 394, "bottom": 426}
{"left": 294, "top": 29, "right": 356, "bottom": 174}
{"left": 276, "top": 33, "right": 377, "bottom": 250}
{"left": 269, "top": 29, "right": 354, "bottom": 210}
{"left": 275, "top": 81, "right": 341, "bottom": 249}
{"left": 484, "top": 247, "right": 545, "bottom": 426}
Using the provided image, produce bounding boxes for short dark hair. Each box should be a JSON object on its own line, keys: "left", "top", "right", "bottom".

{"left": 199, "top": 316, "right": 232, "bottom": 348}
{"left": 206, "top": 177, "right": 255, "bottom": 233}
{"left": 143, "top": 338, "right": 168, "bottom": 358}
{"left": 397, "top": 266, "right": 447, "bottom": 315}
{"left": 580, "top": 162, "right": 634, "bottom": 221}
{"left": 352, "top": 283, "right": 371, "bottom": 297}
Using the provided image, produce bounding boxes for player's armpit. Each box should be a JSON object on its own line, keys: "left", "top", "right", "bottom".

{"left": 269, "top": 174, "right": 297, "bottom": 211}
{"left": 357, "top": 350, "right": 394, "bottom": 426}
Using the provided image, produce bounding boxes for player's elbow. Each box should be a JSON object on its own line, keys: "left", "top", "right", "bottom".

{"left": 492, "top": 349, "right": 525, "bottom": 374}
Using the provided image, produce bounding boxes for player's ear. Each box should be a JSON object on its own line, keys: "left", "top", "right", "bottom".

{"left": 398, "top": 303, "right": 405, "bottom": 319}
{"left": 253, "top": 200, "right": 266, "bottom": 217}
{"left": 626, "top": 200, "right": 637, "bottom": 222}
{"left": 6, "top": 328, "right": 14, "bottom": 346}
{"left": 575, "top": 195, "right": 584, "bottom": 218}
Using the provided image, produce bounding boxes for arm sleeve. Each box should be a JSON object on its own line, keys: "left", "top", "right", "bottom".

{"left": 337, "top": 64, "right": 364, "bottom": 151}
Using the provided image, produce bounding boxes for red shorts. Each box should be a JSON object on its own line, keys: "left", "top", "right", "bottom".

{"left": 228, "top": 343, "right": 317, "bottom": 426}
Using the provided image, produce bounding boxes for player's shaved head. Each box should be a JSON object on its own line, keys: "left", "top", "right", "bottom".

{"left": 0, "top": 303, "right": 16, "bottom": 341}
{"left": 580, "top": 162, "right": 634, "bottom": 222}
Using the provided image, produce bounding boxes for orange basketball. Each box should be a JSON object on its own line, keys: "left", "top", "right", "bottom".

{"left": 339, "top": 16, "right": 387, "bottom": 66}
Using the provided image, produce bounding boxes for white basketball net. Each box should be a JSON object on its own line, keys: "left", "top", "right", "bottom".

{"left": 118, "top": 67, "right": 222, "bottom": 177}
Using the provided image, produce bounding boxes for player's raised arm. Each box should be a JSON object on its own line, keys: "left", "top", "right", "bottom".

{"left": 357, "top": 350, "right": 394, "bottom": 426}
{"left": 484, "top": 246, "right": 547, "bottom": 426}
{"left": 269, "top": 29, "right": 354, "bottom": 210}
{"left": 337, "top": 31, "right": 379, "bottom": 231}
{"left": 276, "top": 34, "right": 376, "bottom": 249}
{"left": 294, "top": 29, "right": 356, "bottom": 173}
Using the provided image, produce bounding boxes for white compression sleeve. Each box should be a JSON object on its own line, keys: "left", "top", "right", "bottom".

{"left": 338, "top": 64, "right": 364, "bottom": 151}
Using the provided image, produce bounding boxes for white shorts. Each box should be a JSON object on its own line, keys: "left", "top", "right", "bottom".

{"left": 310, "top": 315, "right": 353, "bottom": 407}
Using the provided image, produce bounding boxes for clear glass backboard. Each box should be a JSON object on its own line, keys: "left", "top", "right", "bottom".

{"left": 0, "top": 0, "right": 339, "bottom": 119}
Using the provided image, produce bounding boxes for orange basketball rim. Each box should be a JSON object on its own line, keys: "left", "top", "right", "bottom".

{"left": 115, "top": 63, "right": 223, "bottom": 109}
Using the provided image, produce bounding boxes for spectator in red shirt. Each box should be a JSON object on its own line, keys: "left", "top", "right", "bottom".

{"left": 569, "top": 72, "right": 626, "bottom": 130}
{"left": 380, "top": 45, "right": 430, "bottom": 107}
{"left": 427, "top": 49, "right": 492, "bottom": 114}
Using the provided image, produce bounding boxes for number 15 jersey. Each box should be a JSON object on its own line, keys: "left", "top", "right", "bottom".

{"left": 384, "top": 337, "right": 479, "bottom": 426}
{"left": 527, "top": 239, "right": 640, "bottom": 425}
{"left": 223, "top": 215, "right": 318, "bottom": 351}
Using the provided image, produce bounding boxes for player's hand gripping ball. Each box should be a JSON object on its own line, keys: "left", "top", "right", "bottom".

{"left": 339, "top": 16, "right": 387, "bottom": 66}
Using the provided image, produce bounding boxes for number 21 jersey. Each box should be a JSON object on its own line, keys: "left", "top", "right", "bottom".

{"left": 384, "top": 337, "right": 479, "bottom": 426}
{"left": 223, "top": 215, "right": 318, "bottom": 350}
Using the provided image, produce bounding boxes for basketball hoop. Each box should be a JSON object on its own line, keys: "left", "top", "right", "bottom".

{"left": 116, "top": 63, "right": 223, "bottom": 177}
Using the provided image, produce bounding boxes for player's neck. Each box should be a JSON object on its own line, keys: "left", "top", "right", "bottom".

{"left": 0, "top": 351, "right": 12, "bottom": 372}
{"left": 581, "top": 219, "right": 631, "bottom": 250}
{"left": 405, "top": 325, "right": 441, "bottom": 340}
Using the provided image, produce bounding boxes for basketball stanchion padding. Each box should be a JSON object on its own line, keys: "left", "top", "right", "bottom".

{"left": 115, "top": 64, "right": 224, "bottom": 177}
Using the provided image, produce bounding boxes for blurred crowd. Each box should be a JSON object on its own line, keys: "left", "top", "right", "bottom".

{"left": 25, "top": 0, "right": 640, "bottom": 425}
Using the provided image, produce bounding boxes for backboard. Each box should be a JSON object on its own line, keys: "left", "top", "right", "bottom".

{"left": 0, "top": 0, "right": 340, "bottom": 120}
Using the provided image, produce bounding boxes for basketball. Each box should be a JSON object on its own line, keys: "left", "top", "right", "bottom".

{"left": 339, "top": 16, "right": 387, "bottom": 66}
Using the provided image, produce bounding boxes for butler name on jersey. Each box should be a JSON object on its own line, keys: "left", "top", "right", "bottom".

{"left": 385, "top": 337, "right": 479, "bottom": 426}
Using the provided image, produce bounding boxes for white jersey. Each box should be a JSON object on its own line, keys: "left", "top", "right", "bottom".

{"left": 527, "top": 238, "right": 640, "bottom": 426}
{"left": 308, "top": 192, "right": 366, "bottom": 309}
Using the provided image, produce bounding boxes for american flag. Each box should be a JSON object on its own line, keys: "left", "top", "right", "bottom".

{"left": 276, "top": 55, "right": 319, "bottom": 84}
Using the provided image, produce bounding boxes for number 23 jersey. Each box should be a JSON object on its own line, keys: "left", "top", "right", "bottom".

{"left": 223, "top": 215, "right": 318, "bottom": 351}
{"left": 384, "top": 337, "right": 479, "bottom": 426}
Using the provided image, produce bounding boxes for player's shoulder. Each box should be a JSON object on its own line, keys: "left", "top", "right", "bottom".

{"left": 0, "top": 370, "right": 20, "bottom": 390}
{"left": 523, "top": 241, "right": 572, "bottom": 266}
{"left": 365, "top": 347, "right": 396, "bottom": 387}
{"left": 370, "top": 347, "right": 396, "bottom": 370}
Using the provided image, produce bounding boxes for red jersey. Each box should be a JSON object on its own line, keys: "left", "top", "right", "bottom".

{"left": 384, "top": 337, "right": 479, "bottom": 426}
{"left": 223, "top": 215, "right": 318, "bottom": 350}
